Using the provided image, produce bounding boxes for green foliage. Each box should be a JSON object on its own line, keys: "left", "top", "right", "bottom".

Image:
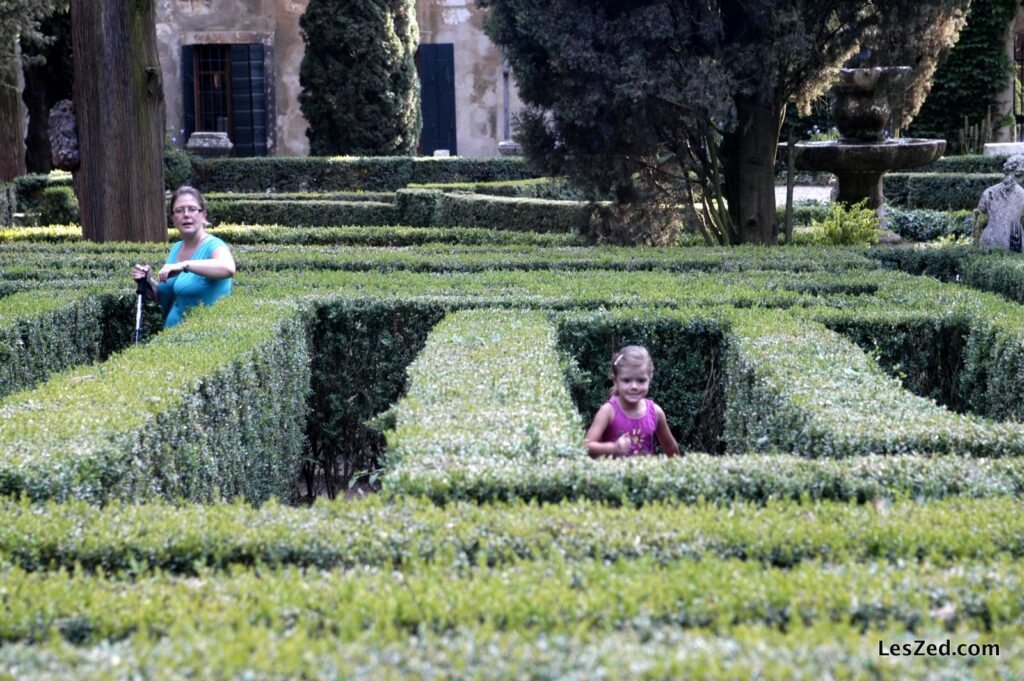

{"left": 479, "top": 0, "right": 968, "bottom": 244}
{"left": 886, "top": 208, "right": 972, "bottom": 242}
{"left": 435, "top": 192, "right": 596, "bottom": 233}
{"left": 0, "top": 295, "right": 311, "bottom": 504}
{"left": 207, "top": 198, "right": 399, "bottom": 227}
{"left": 298, "top": 0, "right": 420, "bottom": 155}
{"left": 412, "top": 177, "right": 586, "bottom": 200}
{"left": 304, "top": 301, "right": 442, "bottom": 498}
{"left": 385, "top": 310, "right": 584, "bottom": 476}
{"left": 917, "top": 154, "right": 1008, "bottom": 174}
{"left": 810, "top": 200, "right": 881, "bottom": 246}
{"left": 884, "top": 172, "right": 1001, "bottom": 210}
{"left": 162, "top": 141, "right": 194, "bottom": 190}
{"left": 4, "top": 495, "right": 1024, "bottom": 574}
{"left": 37, "top": 185, "right": 78, "bottom": 225}
{"left": 0, "top": 289, "right": 106, "bottom": 399}
{"left": 192, "top": 156, "right": 536, "bottom": 193}
{"left": 908, "top": 0, "right": 1020, "bottom": 150}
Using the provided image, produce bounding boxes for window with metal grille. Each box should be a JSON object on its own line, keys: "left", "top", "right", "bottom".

{"left": 194, "top": 45, "right": 232, "bottom": 134}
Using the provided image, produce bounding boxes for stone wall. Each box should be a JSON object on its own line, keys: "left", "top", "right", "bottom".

{"left": 155, "top": 0, "right": 308, "bottom": 156}
{"left": 417, "top": 0, "right": 523, "bottom": 157}
{"left": 155, "top": 0, "right": 521, "bottom": 158}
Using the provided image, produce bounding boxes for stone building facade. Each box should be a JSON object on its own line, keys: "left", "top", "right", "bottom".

{"left": 155, "top": 0, "right": 522, "bottom": 158}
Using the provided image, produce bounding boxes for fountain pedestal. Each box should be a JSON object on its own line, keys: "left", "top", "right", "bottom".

{"left": 787, "top": 67, "right": 947, "bottom": 227}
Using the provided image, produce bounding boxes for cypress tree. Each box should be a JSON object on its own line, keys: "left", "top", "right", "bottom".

{"left": 299, "top": 0, "right": 421, "bottom": 156}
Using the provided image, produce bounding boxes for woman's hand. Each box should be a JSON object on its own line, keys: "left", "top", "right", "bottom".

{"left": 132, "top": 263, "right": 152, "bottom": 283}
{"left": 157, "top": 262, "right": 186, "bottom": 283}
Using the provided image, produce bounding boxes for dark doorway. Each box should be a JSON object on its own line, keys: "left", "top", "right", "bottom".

{"left": 417, "top": 44, "right": 457, "bottom": 156}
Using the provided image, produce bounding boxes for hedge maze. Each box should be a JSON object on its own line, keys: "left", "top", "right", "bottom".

{"left": 1, "top": 157, "right": 1024, "bottom": 677}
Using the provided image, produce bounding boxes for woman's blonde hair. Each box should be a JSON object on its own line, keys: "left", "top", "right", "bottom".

{"left": 609, "top": 345, "right": 654, "bottom": 396}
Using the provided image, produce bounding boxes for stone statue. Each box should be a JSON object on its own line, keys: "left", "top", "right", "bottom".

{"left": 975, "top": 154, "right": 1024, "bottom": 252}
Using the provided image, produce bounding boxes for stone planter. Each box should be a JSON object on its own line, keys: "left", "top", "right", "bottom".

{"left": 186, "top": 132, "right": 234, "bottom": 158}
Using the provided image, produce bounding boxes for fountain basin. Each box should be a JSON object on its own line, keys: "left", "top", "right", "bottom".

{"left": 782, "top": 138, "right": 946, "bottom": 212}
{"left": 791, "top": 138, "right": 946, "bottom": 174}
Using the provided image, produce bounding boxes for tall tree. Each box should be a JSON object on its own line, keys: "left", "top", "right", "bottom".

{"left": 479, "top": 0, "right": 969, "bottom": 245}
{"left": 70, "top": 0, "right": 165, "bottom": 242}
{"left": 299, "top": 0, "right": 421, "bottom": 156}
{"left": 0, "top": 0, "right": 62, "bottom": 180}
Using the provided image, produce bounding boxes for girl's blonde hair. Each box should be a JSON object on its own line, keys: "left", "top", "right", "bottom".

{"left": 609, "top": 345, "right": 654, "bottom": 396}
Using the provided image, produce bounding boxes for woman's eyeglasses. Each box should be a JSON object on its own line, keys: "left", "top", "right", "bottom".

{"left": 173, "top": 205, "right": 203, "bottom": 215}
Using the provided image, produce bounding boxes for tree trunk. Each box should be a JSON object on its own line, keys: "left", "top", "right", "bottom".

{"left": 70, "top": 0, "right": 165, "bottom": 243}
{"left": 23, "top": 10, "right": 73, "bottom": 174}
{"left": 721, "top": 95, "right": 781, "bottom": 245}
{"left": 0, "top": 45, "right": 27, "bottom": 181}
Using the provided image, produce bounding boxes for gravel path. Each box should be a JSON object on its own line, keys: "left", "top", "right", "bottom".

{"left": 775, "top": 184, "right": 833, "bottom": 204}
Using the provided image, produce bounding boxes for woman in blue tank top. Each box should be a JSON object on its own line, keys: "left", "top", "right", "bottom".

{"left": 132, "top": 186, "right": 235, "bottom": 328}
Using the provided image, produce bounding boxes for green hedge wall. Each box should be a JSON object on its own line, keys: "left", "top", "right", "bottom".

{"left": 303, "top": 299, "right": 444, "bottom": 496}
{"left": 411, "top": 176, "right": 586, "bottom": 200}
{"left": 207, "top": 198, "right": 399, "bottom": 227}
{"left": 886, "top": 209, "right": 972, "bottom": 242}
{"left": 435, "top": 192, "right": 596, "bottom": 233}
{"left": 724, "top": 309, "right": 1024, "bottom": 457}
{"left": 0, "top": 294, "right": 311, "bottom": 503}
{"left": 916, "top": 155, "right": 1007, "bottom": 174}
{"left": 192, "top": 156, "right": 537, "bottom": 193}
{"left": 884, "top": 173, "right": 998, "bottom": 210}
{"left": 0, "top": 621, "right": 1017, "bottom": 679}
{"left": 384, "top": 309, "right": 584, "bottom": 475}
{"left": 3, "top": 495, "right": 1023, "bottom": 574}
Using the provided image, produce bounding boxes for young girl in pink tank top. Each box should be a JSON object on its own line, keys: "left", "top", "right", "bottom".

{"left": 585, "top": 345, "right": 680, "bottom": 458}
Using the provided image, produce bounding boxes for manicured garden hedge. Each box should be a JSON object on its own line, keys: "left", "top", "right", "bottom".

{"left": 206, "top": 198, "right": 399, "bottom": 227}
{"left": 0, "top": 623, "right": 1012, "bottom": 679}
{"left": 0, "top": 294, "right": 310, "bottom": 503}
{"left": 3, "top": 495, "right": 1023, "bottom": 573}
{"left": 916, "top": 154, "right": 1006, "bottom": 174}
{"left": 884, "top": 172, "right": 998, "bottom": 210}
{"left": 384, "top": 309, "right": 584, "bottom": 475}
{"left": 411, "top": 176, "right": 585, "bottom": 200}
{"left": 0, "top": 288, "right": 122, "bottom": 400}
{"left": 725, "top": 308, "right": 1024, "bottom": 457}
{"left": 0, "top": 556, "right": 1019, "bottom": 644}
{"left": 192, "top": 156, "right": 538, "bottom": 193}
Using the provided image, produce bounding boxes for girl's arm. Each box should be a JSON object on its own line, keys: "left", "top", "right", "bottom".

{"left": 654, "top": 404, "right": 680, "bottom": 457}
{"left": 585, "top": 403, "right": 624, "bottom": 458}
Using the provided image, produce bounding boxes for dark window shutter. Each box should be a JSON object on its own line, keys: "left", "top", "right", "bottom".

{"left": 230, "top": 43, "right": 267, "bottom": 157}
{"left": 182, "top": 45, "right": 195, "bottom": 138}
{"left": 417, "top": 44, "right": 456, "bottom": 155}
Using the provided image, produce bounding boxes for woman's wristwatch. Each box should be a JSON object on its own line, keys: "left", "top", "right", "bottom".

{"left": 183, "top": 262, "right": 191, "bottom": 273}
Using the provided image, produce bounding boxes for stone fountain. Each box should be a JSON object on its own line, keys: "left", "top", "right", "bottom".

{"left": 790, "top": 67, "right": 946, "bottom": 219}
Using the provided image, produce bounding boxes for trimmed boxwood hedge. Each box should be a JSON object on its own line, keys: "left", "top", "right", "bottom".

{"left": 206, "top": 198, "right": 399, "bottom": 228}
{"left": 916, "top": 154, "right": 1007, "bottom": 174}
{"left": 0, "top": 294, "right": 311, "bottom": 504}
{"left": 384, "top": 309, "right": 584, "bottom": 474}
{"left": 192, "top": 156, "right": 537, "bottom": 193}
{"left": 2, "top": 495, "right": 1023, "bottom": 574}
{"left": 884, "top": 172, "right": 999, "bottom": 210}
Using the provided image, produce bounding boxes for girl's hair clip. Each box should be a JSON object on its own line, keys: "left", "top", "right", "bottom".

{"left": 613, "top": 355, "right": 623, "bottom": 367}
